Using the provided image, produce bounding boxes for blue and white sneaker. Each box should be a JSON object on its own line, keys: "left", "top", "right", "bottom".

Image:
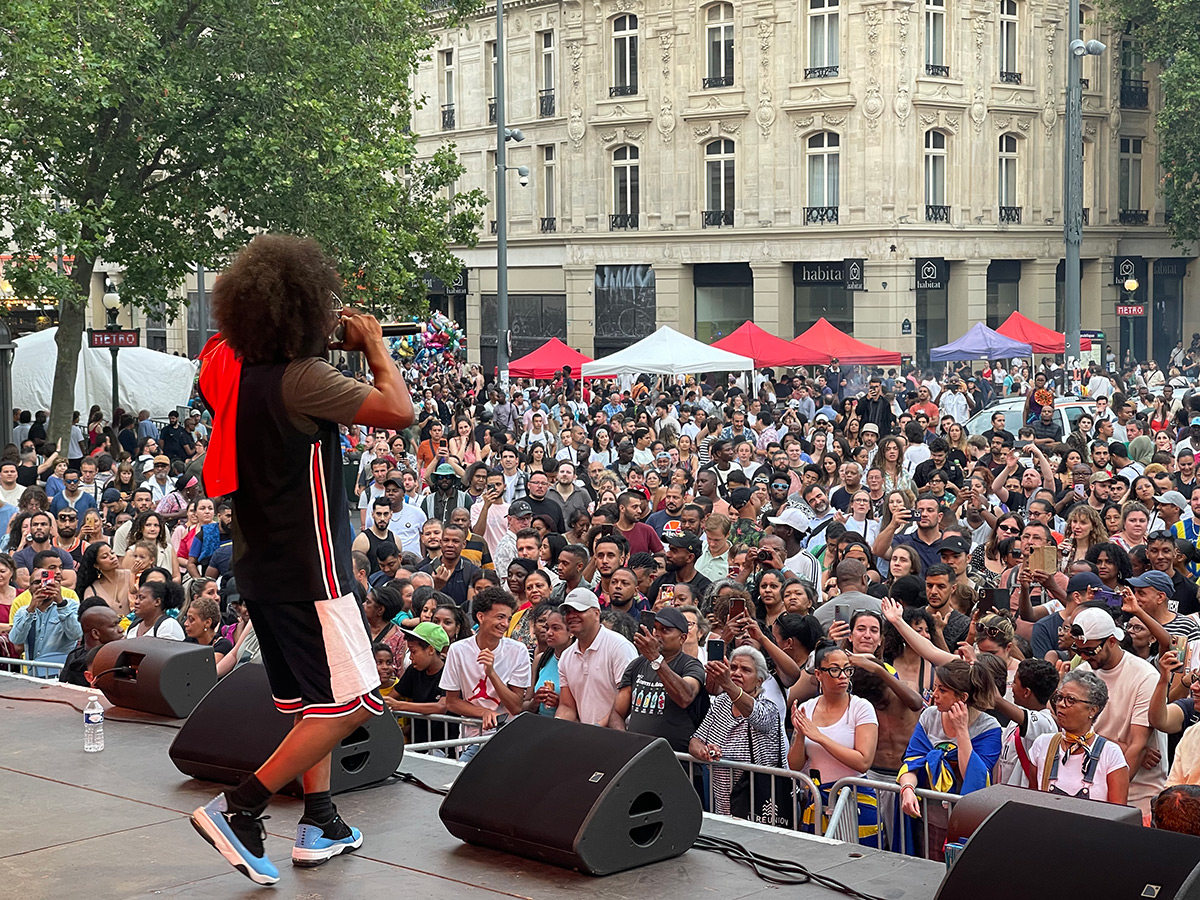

{"left": 291, "top": 815, "right": 363, "bottom": 867}
{"left": 190, "top": 794, "right": 280, "bottom": 886}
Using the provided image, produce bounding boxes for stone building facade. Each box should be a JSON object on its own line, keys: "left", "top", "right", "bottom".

{"left": 411, "top": 0, "right": 1199, "bottom": 371}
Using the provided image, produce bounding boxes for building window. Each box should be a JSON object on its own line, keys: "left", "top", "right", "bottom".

{"left": 541, "top": 145, "right": 557, "bottom": 232}
{"left": 695, "top": 263, "right": 754, "bottom": 343}
{"left": 704, "top": 139, "right": 735, "bottom": 227}
{"left": 986, "top": 260, "right": 1021, "bottom": 329}
{"left": 611, "top": 15, "right": 639, "bottom": 96}
{"left": 1119, "top": 136, "right": 1147, "bottom": 223}
{"left": 612, "top": 145, "right": 639, "bottom": 229}
{"left": 806, "top": 0, "right": 839, "bottom": 79}
{"left": 441, "top": 49, "right": 456, "bottom": 129}
{"left": 999, "top": 0, "right": 1020, "bottom": 83}
{"left": 805, "top": 132, "right": 840, "bottom": 223}
{"left": 925, "top": 0, "right": 948, "bottom": 76}
{"left": 998, "top": 133, "right": 1019, "bottom": 222}
{"left": 924, "top": 130, "right": 948, "bottom": 221}
{"left": 539, "top": 31, "right": 556, "bottom": 116}
{"left": 1120, "top": 39, "right": 1148, "bottom": 108}
{"left": 703, "top": 4, "right": 735, "bottom": 88}
{"left": 485, "top": 41, "right": 498, "bottom": 124}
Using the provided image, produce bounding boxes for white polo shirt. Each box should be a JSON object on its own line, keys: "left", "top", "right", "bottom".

{"left": 558, "top": 625, "right": 637, "bottom": 727}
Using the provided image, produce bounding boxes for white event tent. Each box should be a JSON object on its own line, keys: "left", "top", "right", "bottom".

{"left": 580, "top": 325, "right": 754, "bottom": 379}
{"left": 12, "top": 328, "right": 197, "bottom": 418}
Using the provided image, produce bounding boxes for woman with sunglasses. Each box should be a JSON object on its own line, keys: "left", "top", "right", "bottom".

{"left": 788, "top": 642, "right": 880, "bottom": 845}
{"left": 1029, "top": 670, "right": 1129, "bottom": 804}
{"left": 968, "top": 513, "right": 1024, "bottom": 589}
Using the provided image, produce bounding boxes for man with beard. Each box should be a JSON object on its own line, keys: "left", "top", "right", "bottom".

{"left": 556, "top": 588, "right": 636, "bottom": 728}
{"left": 800, "top": 483, "right": 835, "bottom": 547}
{"left": 874, "top": 495, "right": 943, "bottom": 571}
{"left": 14, "top": 511, "right": 77, "bottom": 591}
{"left": 607, "top": 565, "right": 651, "bottom": 619}
{"left": 550, "top": 544, "right": 589, "bottom": 604}
{"left": 523, "top": 470, "right": 565, "bottom": 534}
{"left": 54, "top": 507, "right": 87, "bottom": 568}
{"left": 615, "top": 491, "right": 663, "bottom": 556}
{"left": 549, "top": 461, "right": 590, "bottom": 525}
{"left": 678, "top": 503, "right": 705, "bottom": 537}
{"left": 354, "top": 497, "right": 399, "bottom": 574}
{"left": 704, "top": 439, "right": 737, "bottom": 494}
{"left": 761, "top": 470, "right": 792, "bottom": 519}
{"left": 589, "top": 533, "right": 628, "bottom": 602}
{"left": 418, "top": 519, "right": 443, "bottom": 564}
{"left": 647, "top": 533, "right": 712, "bottom": 609}
{"left": 419, "top": 464, "right": 469, "bottom": 523}
{"left": 646, "top": 485, "right": 687, "bottom": 538}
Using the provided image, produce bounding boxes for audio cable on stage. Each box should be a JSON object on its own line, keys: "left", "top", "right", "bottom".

{"left": 692, "top": 834, "right": 891, "bottom": 900}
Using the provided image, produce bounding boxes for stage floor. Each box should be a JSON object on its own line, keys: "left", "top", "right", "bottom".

{"left": 0, "top": 674, "right": 942, "bottom": 900}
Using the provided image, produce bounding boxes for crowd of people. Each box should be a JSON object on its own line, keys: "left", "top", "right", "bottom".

{"left": 9, "top": 346, "right": 1200, "bottom": 855}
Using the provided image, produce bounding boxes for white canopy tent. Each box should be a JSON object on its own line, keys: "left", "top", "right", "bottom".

{"left": 581, "top": 325, "right": 754, "bottom": 379}
{"left": 12, "top": 328, "right": 197, "bottom": 419}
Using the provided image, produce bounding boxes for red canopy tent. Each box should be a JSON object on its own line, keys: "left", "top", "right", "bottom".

{"left": 995, "top": 311, "right": 1092, "bottom": 354}
{"left": 507, "top": 337, "right": 594, "bottom": 379}
{"left": 712, "top": 322, "right": 809, "bottom": 367}
{"left": 790, "top": 318, "right": 902, "bottom": 365}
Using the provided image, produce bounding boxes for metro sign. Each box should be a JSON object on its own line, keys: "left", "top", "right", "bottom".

{"left": 1116, "top": 304, "right": 1145, "bottom": 317}
{"left": 88, "top": 329, "right": 140, "bottom": 348}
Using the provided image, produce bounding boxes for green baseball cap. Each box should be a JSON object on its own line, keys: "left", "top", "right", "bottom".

{"left": 400, "top": 620, "right": 450, "bottom": 652}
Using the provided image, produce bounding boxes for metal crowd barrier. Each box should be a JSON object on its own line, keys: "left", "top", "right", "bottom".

{"left": 675, "top": 753, "right": 824, "bottom": 836}
{"left": 0, "top": 656, "right": 66, "bottom": 678}
{"left": 825, "top": 775, "right": 962, "bottom": 858}
{"left": 396, "top": 712, "right": 824, "bottom": 834}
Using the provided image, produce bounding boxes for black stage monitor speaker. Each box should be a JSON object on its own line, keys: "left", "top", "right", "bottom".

{"left": 439, "top": 713, "right": 701, "bottom": 876}
{"left": 935, "top": 802, "right": 1200, "bottom": 900}
{"left": 946, "top": 783, "right": 1140, "bottom": 843}
{"left": 168, "top": 661, "right": 404, "bottom": 796}
{"left": 93, "top": 636, "right": 217, "bottom": 718}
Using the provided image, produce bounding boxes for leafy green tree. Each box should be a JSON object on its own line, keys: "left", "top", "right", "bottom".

{"left": 0, "top": 0, "right": 483, "bottom": 446}
{"left": 1104, "top": 1, "right": 1200, "bottom": 243}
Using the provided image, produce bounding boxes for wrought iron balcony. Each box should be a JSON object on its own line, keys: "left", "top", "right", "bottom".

{"left": 488, "top": 98, "right": 497, "bottom": 124}
{"left": 1000, "top": 71, "right": 1022, "bottom": 84}
{"left": 998, "top": 206, "right": 1022, "bottom": 224}
{"left": 609, "top": 84, "right": 638, "bottom": 97}
{"left": 804, "top": 66, "right": 839, "bottom": 79}
{"left": 703, "top": 209, "right": 734, "bottom": 228}
{"left": 1120, "top": 79, "right": 1149, "bottom": 109}
{"left": 804, "top": 206, "right": 839, "bottom": 224}
{"left": 540, "top": 217, "right": 557, "bottom": 233}
{"left": 926, "top": 204, "right": 950, "bottom": 223}
{"left": 610, "top": 213, "right": 638, "bottom": 230}
{"left": 441, "top": 103, "right": 455, "bottom": 130}
{"left": 539, "top": 88, "right": 555, "bottom": 118}
{"left": 1119, "top": 209, "right": 1149, "bottom": 225}
{"left": 926, "top": 64, "right": 950, "bottom": 77}
{"left": 703, "top": 75, "right": 734, "bottom": 89}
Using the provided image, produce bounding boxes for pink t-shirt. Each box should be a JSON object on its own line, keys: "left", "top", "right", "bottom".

{"left": 798, "top": 695, "right": 878, "bottom": 784}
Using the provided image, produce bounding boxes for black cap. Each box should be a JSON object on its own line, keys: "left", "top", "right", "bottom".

{"left": 728, "top": 487, "right": 754, "bottom": 509}
{"left": 665, "top": 532, "right": 703, "bottom": 557}
{"left": 654, "top": 606, "right": 690, "bottom": 633}
{"left": 508, "top": 499, "right": 533, "bottom": 518}
{"left": 937, "top": 536, "right": 970, "bottom": 556}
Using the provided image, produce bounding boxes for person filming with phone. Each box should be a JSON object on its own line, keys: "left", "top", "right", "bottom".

{"left": 10, "top": 559, "right": 81, "bottom": 678}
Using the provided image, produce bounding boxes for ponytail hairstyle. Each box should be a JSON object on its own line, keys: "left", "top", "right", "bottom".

{"left": 812, "top": 638, "right": 847, "bottom": 669}
{"left": 934, "top": 658, "right": 1000, "bottom": 711}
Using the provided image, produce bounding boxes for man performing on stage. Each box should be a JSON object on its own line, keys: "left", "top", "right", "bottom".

{"left": 190, "top": 234, "right": 415, "bottom": 885}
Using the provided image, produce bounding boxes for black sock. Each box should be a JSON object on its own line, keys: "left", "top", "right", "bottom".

{"left": 225, "top": 774, "right": 272, "bottom": 816}
{"left": 303, "top": 790, "right": 335, "bottom": 824}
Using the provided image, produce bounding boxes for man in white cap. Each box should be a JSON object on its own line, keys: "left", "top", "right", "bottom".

{"left": 767, "top": 507, "right": 822, "bottom": 600}
{"left": 1072, "top": 606, "right": 1165, "bottom": 817}
{"left": 556, "top": 588, "right": 636, "bottom": 728}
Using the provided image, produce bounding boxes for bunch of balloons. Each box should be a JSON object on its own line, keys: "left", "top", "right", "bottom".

{"left": 390, "top": 311, "right": 464, "bottom": 373}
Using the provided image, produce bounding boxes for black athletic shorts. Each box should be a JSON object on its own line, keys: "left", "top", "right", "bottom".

{"left": 246, "top": 594, "right": 384, "bottom": 718}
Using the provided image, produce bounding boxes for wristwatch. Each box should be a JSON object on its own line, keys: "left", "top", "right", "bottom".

{"left": 650, "top": 655, "right": 664, "bottom": 671}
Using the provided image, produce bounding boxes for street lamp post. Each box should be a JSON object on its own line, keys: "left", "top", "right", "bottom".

{"left": 102, "top": 279, "right": 122, "bottom": 422}
{"left": 1063, "top": 0, "right": 1105, "bottom": 371}
{"left": 0, "top": 321, "right": 15, "bottom": 450}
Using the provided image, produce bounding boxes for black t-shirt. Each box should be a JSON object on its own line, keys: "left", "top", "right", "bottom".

{"left": 396, "top": 665, "right": 450, "bottom": 744}
{"left": 619, "top": 652, "right": 709, "bottom": 752}
{"left": 186, "top": 635, "right": 235, "bottom": 656}
{"left": 647, "top": 570, "right": 713, "bottom": 607}
{"left": 524, "top": 495, "right": 565, "bottom": 533}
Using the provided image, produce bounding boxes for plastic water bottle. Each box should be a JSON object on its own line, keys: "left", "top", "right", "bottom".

{"left": 84, "top": 695, "right": 105, "bottom": 752}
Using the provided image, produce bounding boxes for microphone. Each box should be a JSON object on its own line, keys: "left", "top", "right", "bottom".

{"left": 380, "top": 322, "right": 423, "bottom": 337}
